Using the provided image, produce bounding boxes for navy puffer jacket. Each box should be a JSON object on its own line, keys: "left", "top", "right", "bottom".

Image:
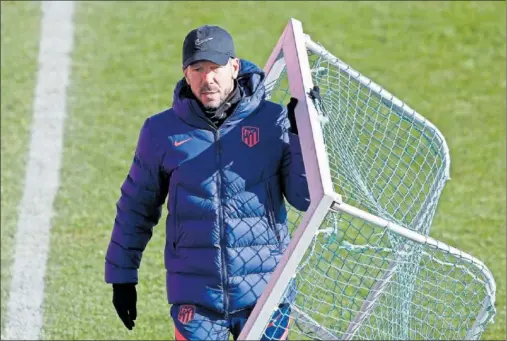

{"left": 105, "top": 59, "right": 310, "bottom": 314}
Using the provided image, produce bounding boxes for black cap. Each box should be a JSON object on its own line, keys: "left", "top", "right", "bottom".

{"left": 182, "top": 25, "right": 236, "bottom": 69}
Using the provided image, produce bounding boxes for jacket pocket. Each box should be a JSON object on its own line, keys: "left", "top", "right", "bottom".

{"left": 172, "top": 184, "right": 182, "bottom": 249}
{"left": 265, "top": 180, "right": 280, "bottom": 243}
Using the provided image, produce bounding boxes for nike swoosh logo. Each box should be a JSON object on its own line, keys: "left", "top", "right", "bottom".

{"left": 174, "top": 137, "right": 192, "bottom": 147}
{"left": 195, "top": 37, "right": 213, "bottom": 46}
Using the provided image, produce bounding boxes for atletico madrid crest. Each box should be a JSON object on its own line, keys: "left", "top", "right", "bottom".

{"left": 178, "top": 305, "right": 196, "bottom": 324}
{"left": 242, "top": 126, "right": 260, "bottom": 147}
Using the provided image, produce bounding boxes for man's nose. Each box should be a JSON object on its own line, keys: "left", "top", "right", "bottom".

{"left": 202, "top": 71, "right": 215, "bottom": 84}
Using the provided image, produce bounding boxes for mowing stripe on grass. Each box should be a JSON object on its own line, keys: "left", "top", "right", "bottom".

{"left": 3, "top": 1, "right": 75, "bottom": 340}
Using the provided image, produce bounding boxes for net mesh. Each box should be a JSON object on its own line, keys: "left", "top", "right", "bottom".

{"left": 259, "top": 41, "right": 496, "bottom": 340}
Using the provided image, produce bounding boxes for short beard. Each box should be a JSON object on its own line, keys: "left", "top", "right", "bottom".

{"left": 202, "top": 101, "right": 221, "bottom": 110}
{"left": 201, "top": 84, "right": 234, "bottom": 110}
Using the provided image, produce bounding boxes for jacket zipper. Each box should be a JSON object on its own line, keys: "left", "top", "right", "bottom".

{"left": 188, "top": 101, "right": 238, "bottom": 316}
{"left": 265, "top": 182, "right": 280, "bottom": 243}
{"left": 216, "top": 129, "right": 229, "bottom": 317}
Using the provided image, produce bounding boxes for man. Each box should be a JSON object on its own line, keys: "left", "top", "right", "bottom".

{"left": 105, "top": 24, "right": 310, "bottom": 340}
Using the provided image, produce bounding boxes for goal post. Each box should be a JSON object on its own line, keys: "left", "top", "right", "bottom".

{"left": 239, "top": 17, "right": 339, "bottom": 340}
{"left": 238, "top": 18, "right": 496, "bottom": 340}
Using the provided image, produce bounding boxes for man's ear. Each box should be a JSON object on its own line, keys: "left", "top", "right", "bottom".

{"left": 231, "top": 58, "right": 240, "bottom": 79}
{"left": 183, "top": 68, "right": 190, "bottom": 84}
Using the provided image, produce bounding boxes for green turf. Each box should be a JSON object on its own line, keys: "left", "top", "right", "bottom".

{"left": 0, "top": 0, "right": 42, "bottom": 335}
{"left": 14, "top": 1, "right": 501, "bottom": 340}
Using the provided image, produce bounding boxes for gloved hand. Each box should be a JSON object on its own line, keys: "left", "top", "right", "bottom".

{"left": 286, "top": 97, "right": 298, "bottom": 135}
{"left": 112, "top": 283, "right": 137, "bottom": 330}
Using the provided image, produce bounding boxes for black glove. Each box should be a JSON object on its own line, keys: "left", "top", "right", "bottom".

{"left": 287, "top": 97, "right": 298, "bottom": 135}
{"left": 112, "top": 283, "right": 137, "bottom": 330}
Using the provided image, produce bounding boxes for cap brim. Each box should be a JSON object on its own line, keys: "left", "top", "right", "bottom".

{"left": 183, "top": 51, "right": 230, "bottom": 69}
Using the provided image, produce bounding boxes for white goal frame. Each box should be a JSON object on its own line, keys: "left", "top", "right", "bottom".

{"left": 238, "top": 18, "right": 496, "bottom": 341}
{"left": 239, "top": 17, "right": 338, "bottom": 340}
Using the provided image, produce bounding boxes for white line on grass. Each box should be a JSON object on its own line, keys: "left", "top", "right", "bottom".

{"left": 3, "top": 1, "right": 75, "bottom": 340}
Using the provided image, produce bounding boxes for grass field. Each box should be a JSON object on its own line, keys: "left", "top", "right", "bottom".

{"left": 0, "top": 0, "right": 43, "bottom": 335}
{"left": 1, "top": 1, "right": 505, "bottom": 340}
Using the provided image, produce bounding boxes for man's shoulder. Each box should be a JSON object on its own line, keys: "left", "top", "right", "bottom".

{"left": 140, "top": 107, "right": 179, "bottom": 140}
{"left": 258, "top": 99, "right": 289, "bottom": 125}
{"left": 147, "top": 107, "right": 177, "bottom": 124}
{"left": 260, "top": 99, "right": 286, "bottom": 115}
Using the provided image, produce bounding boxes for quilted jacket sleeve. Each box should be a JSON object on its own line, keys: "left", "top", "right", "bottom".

{"left": 104, "top": 118, "right": 169, "bottom": 284}
{"left": 279, "top": 108, "right": 311, "bottom": 212}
